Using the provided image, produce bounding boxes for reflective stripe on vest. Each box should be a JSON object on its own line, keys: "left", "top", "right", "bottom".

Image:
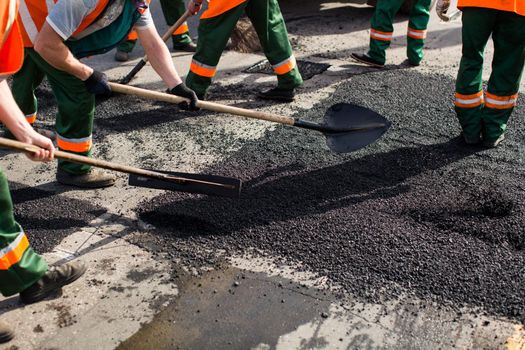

{"left": 0, "top": 230, "right": 30, "bottom": 270}
{"left": 18, "top": 0, "right": 111, "bottom": 46}
{"left": 407, "top": 27, "right": 426, "bottom": 40}
{"left": 57, "top": 134, "right": 92, "bottom": 153}
{"left": 0, "top": 0, "right": 24, "bottom": 75}
{"left": 485, "top": 92, "right": 518, "bottom": 109}
{"left": 200, "top": 0, "right": 246, "bottom": 20}
{"left": 273, "top": 55, "right": 297, "bottom": 75}
{"left": 190, "top": 59, "right": 217, "bottom": 78}
{"left": 370, "top": 29, "right": 392, "bottom": 41}
{"left": 458, "top": 0, "right": 525, "bottom": 16}
{"left": 1, "top": 0, "right": 17, "bottom": 45}
{"left": 454, "top": 91, "right": 484, "bottom": 108}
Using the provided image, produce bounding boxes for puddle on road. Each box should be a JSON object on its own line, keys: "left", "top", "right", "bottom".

{"left": 117, "top": 266, "right": 332, "bottom": 350}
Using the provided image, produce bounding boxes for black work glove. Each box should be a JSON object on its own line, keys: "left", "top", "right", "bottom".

{"left": 168, "top": 83, "right": 199, "bottom": 111}
{"left": 84, "top": 70, "right": 111, "bottom": 96}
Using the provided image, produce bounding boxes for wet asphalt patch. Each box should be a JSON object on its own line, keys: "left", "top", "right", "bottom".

{"left": 132, "top": 69, "right": 525, "bottom": 323}
{"left": 117, "top": 266, "right": 331, "bottom": 350}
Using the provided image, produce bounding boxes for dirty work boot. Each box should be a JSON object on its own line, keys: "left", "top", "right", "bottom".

{"left": 114, "top": 50, "right": 129, "bottom": 62}
{"left": 173, "top": 42, "right": 197, "bottom": 53}
{"left": 483, "top": 134, "right": 505, "bottom": 148}
{"left": 351, "top": 53, "right": 384, "bottom": 68}
{"left": 57, "top": 168, "right": 116, "bottom": 188}
{"left": 0, "top": 321, "right": 14, "bottom": 344}
{"left": 461, "top": 132, "right": 481, "bottom": 145}
{"left": 20, "top": 261, "right": 87, "bottom": 305}
{"left": 258, "top": 88, "right": 295, "bottom": 102}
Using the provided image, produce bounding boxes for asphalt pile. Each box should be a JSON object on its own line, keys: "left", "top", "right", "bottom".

{"left": 21, "top": 69, "right": 525, "bottom": 323}
{"left": 134, "top": 70, "right": 525, "bottom": 322}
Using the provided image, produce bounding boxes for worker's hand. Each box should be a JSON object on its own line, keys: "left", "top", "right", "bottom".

{"left": 187, "top": 0, "right": 203, "bottom": 15}
{"left": 84, "top": 70, "right": 112, "bottom": 96}
{"left": 168, "top": 83, "right": 200, "bottom": 111}
{"left": 19, "top": 130, "right": 55, "bottom": 162}
{"left": 436, "top": 0, "right": 451, "bottom": 21}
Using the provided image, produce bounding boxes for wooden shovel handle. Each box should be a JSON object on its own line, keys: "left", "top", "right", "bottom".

{"left": 109, "top": 82, "right": 295, "bottom": 126}
{"left": 141, "top": 10, "right": 192, "bottom": 64}
{"left": 0, "top": 137, "right": 231, "bottom": 188}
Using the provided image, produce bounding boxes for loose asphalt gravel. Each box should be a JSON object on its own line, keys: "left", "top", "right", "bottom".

{"left": 14, "top": 68, "right": 525, "bottom": 324}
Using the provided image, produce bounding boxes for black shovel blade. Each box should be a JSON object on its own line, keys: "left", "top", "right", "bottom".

{"left": 128, "top": 170, "right": 242, "bottom": 198}
{"left": 324, "top": 103, "right": 391, "bottom": 153}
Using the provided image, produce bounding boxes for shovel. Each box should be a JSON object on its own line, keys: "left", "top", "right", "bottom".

{"left": 109, "top": 82, "right": 391, "bottom": 153}
{"left": 120, "top": 8, "right": 194, "bottom": 85}
{"left": 0, "top": 137, "right": 241, "bottom": 198}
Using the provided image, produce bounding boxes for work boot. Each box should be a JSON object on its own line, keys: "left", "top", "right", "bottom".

{"left": 0, "top": 321, "right": 14, "bottom": 344}
{"left": 351, "top": 53, "right": 384, "bottom": 68}
{"left": 114, "top": 50, "right": 129, "bottom": 62}
{"left": 57, "top": 168, "right": 116, "bottom": 188}
{"left": 173, "top": 42, "right": 197, "bottom": 53}
{"left": 257, "top": 87, "right": 295, "bottom": 102}
{"left": 20, "top": 260, "right": 87, "bottom": 305}
{"left": 483, "top": 134, "right": 505, "bottom": 148}
{"left": 461, "top": 132, "right": 481, "bottom": 145}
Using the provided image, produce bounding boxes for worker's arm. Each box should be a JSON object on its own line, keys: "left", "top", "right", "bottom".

{"left": 0, "top": 79, "right": 54, "bottom": 161}
{"left": 137, "top": 25, "right": 199, "bottom": 110}
{"left": 137, "top": 25, "right": 183, "bottom": 89}
{"left": 33, "top": 23, "right": 92, "bottom": 81}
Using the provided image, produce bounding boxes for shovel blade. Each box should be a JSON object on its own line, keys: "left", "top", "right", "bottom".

{"left": 129, "top": 171, "right": 242, "bottom": 198}
{"left": 324, "top": 103, "right": 391, "bottom": 153}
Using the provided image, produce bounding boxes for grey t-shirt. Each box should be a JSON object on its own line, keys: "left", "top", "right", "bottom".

{"left": 46, "top": 0, "right": 153, "bottom": 41}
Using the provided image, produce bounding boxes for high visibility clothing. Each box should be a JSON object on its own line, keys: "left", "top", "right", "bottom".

{"left": 0, "top": 0, "right": 24, "bottom": 75}
{"left": 18, "top": 0, "right": 145, "bottom": 58}
{"left": 0, "top": 171, "right": 48, "bottom": 296}
{"left": 454, "top": 7, "right": 525, "bottom": 142}
{"left": 458, "top": 0, "right": 525, "bottom": 16}
{"left": 0, "top": 0, "right": 48, "bottom": 297}
{"left": 118, "top": 0, "right": 192, "bottom": 54}
{"left": 186, "top": 0, "right": 303, "bottom": 96}
{"left": 367, "top": 0, "right": 431, "bottom": 65}
{"left": 12, "top": 49, "right": 94, "bottom": 174}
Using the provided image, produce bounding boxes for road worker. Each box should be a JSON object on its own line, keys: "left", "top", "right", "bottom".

{"left": 115, "top": 0, "right": 197, "bottom": 62}
{"left": 0, "top": 0, "right": 87, "bottom": 343}
{"left": 437, "top": 0, "right": 525, "bottom": 147}
{"left": 352, "top": 0, "right": 432, "bottom": 67}
{"left": 13, "top": 0, "right": 198, "bottom": 188}
{"left": 185, "top": 0, "right": 303, "bottom": 102}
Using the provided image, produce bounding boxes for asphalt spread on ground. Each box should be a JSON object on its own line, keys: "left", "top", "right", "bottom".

{"left": 12, "top": 69, "right": 525, "bottom": 325}
{"left": 134, "top": 69, "right": 525, "bottom": 323}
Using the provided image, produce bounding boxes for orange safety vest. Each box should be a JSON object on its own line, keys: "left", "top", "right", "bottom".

{"left": 458, "top": 0, "right": 525, "bottom": 16}
{"left": 17, "top": 0, "right": 111, "bottom": 47}
{"left": 201, "top": 0, "right": 247, "bottom": 20}
{"left": 0, "top": 0, "right": 24, "bottom": 75}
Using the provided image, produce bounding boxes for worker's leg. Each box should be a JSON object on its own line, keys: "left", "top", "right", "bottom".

{"left": 186, "top": 4, "right": 247, "bottom": 97}
{"left": 0, "top": 170, "right": 47, "bottom": 297}
{"left": 367, "top": 0, "right": 405, "bottom": 65}
{"left": 245, "top": 0, "right": 303, "bottom": 90}
{"left": 406, "top": 0, "right": 431, "bottom": 65}
{"left": 11, "top": 50, "right": 46, "bottom": 126}
{"left": 159, "top": 0, "right": 193, "bottom": 48}
{"left": 454, "top": 7, "right": 495, "bottom": 141}
{"left": 26, "top": 49, "right": 93, "bottom": 174}
{"left": 481, "top": 10, "right": 525, "bottom": 143}
{"left": 116, "top": 31, "right": 138, "bottom": 54}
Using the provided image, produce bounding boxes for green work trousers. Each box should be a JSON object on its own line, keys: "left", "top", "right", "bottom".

{"left": 12, "top": 49, "right": 94, "bottom": 174}
{"left": 186, "top": 0, "right": 303, "bottom": 96}
{"left": 117, "top": 0, "right": 192, "bottom": 53}
{"left": 455, "top": 7, "right": 525, "bottom": 141}
{"left": 368, "top": 0, "right": 431, "bottom": 65}
{"left": 0, "top": 170, "right": 47, "bottom": 297}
